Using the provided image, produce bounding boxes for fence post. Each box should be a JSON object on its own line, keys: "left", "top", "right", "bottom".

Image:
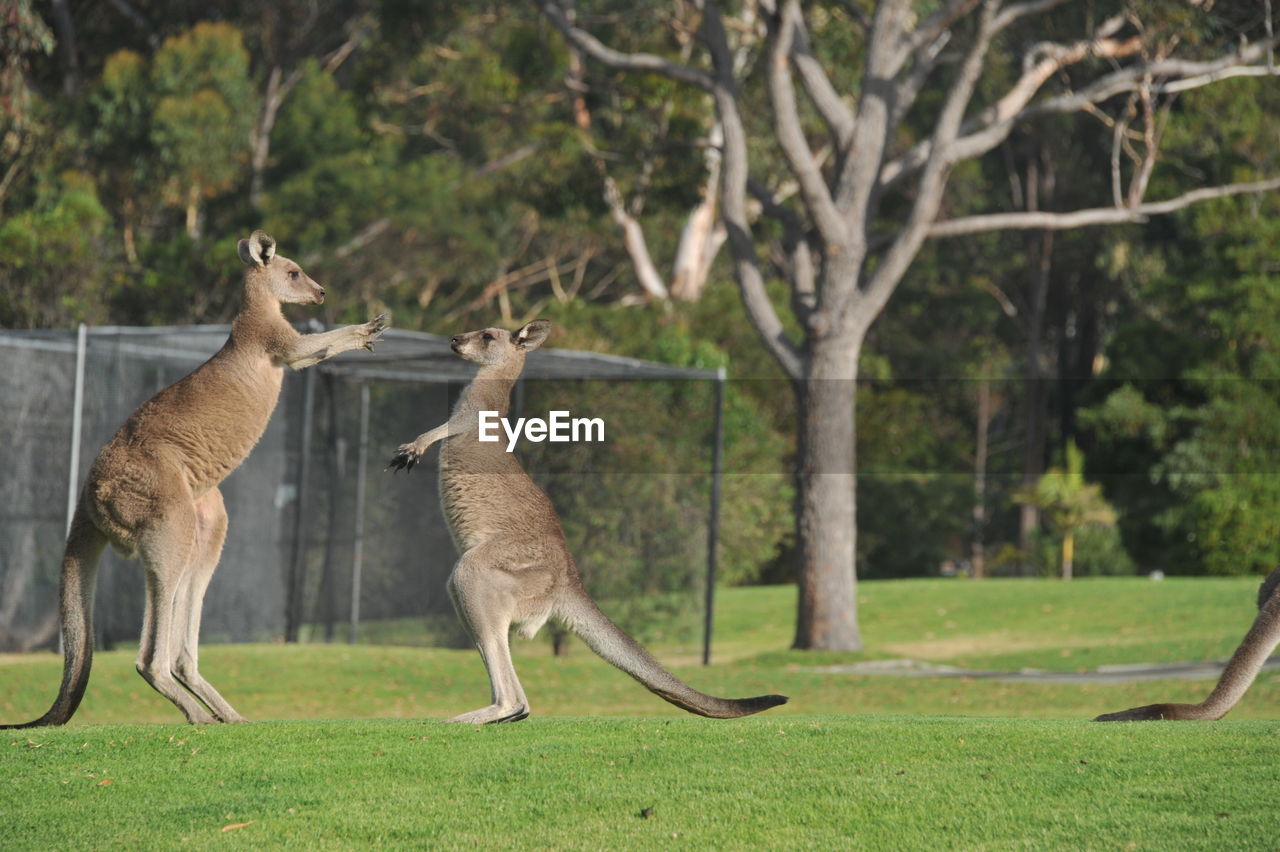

{"left": 350, "top": 383, "right": 370, "bottom": 644}
{"left": 64, "top": 323, "right": 88, "bottom": 537}
{"left": 59, "top": 324, "right": 89, "bottom": 655}
{"left": 285, "top": 367, "right": 317, "bottom": 643}
{"left": 702, "top": 366, "right": 726, "bottom": 666}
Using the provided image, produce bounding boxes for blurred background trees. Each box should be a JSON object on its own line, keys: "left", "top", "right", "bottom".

{"left": 3, "top": 0, "right": 1279, "bottom": 603}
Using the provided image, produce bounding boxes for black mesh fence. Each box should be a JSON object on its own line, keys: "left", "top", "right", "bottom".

{"left": 0, "top": 326, "right": 719, "bottom": 653}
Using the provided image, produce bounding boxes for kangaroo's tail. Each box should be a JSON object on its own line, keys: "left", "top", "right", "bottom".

{"left": 556, "top": 583, "right": 787, "bottom": 719}
{"left": 1, "top": 506, "right": 106, "bottom": 729}
{"left": 1096, "top": 565, "right": 1280, "bottom": 722}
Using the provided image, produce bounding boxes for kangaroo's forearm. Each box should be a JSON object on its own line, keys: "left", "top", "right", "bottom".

{"left": 412, "top": 423, "right": 451, "bottom": 451}
{"left": 279, "top": 325, "right": 369, "bottom": 370}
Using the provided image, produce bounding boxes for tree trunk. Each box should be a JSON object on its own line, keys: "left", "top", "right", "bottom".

{"left": 792, "top": 334, "right": 861, "bottom": 651}
{"left": 251, "top": 66, "right": 286, "bottom": 209}
{"left": 48, "top": 0, "right": 80, "bottom": 95}
{"left": 185, "top": 183, "right": 202, "bottom": 240}
{"left": 971, "top": 377, "right": 991, "bottom": 578}
{"left": 1018, "top": 228, "right": 1053, "bottom": 563}
{"left": 671, "top": 123, "right": 726, "bottom": 302}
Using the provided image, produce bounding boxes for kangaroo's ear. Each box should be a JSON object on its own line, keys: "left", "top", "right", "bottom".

{"left": 514, "top": 319, "right": 552, "bottom": 351}
{"left": 238, "top": 230, "right": 276, "bottom": 267}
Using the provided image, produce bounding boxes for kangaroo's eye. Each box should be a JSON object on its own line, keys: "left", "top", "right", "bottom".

{"left": 482, "top": 332, "right": 494, "bottom": 341}
{"left": 289, "top": 270, "right": 299, "bottom": 280}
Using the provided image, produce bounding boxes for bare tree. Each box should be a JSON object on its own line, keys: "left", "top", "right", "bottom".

{"left": 557, "top": 1, "right": 758, "bottom": 303}
{"left": 538, "top": 0, "right": 1280, "bottom": 650}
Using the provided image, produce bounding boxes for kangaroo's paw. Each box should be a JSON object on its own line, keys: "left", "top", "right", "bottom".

{"left": 386, "top": 442, "right": 425, "bottom": 473}
{"left": 445, "top": 704, "right": 530, "bottom": 724}
{"left": 361, "top": 314, "right": 388, "bottom": 351}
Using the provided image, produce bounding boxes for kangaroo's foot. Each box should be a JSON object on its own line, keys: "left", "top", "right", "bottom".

{"left": 445, "top": 704, "right": 530, "bottom": 724}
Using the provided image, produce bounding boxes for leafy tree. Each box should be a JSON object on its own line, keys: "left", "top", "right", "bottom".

{"left": 0, "top": 0, "right": 53, "bottom": 133}
{"left": 1016, "top": 442, "right": 1116, "bottom": 580}
{"left": 149, "top": 22, "right": 256, "bottom": 238}
{"left": 10, "top": 0, "right": 1280, "bottom": 612}
{"left": 1083, "top": 76, "right": 1280, "bottom": 578}
{"left": 540, "top": 1, "right": 1280, "bottom": 650}
{"left": 540, "top": 296, "right": 794, "bottom": 587}
{"left": 0, "top": 171, "right": 113, "bottom": 327}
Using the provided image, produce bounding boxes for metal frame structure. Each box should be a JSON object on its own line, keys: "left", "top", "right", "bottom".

{"left": 1, "top": 324, "right": 727, "bottom": 662}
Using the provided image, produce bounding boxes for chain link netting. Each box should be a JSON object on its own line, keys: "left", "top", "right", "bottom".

{"left": 0, "top": 327, "right": 718, "bottom": 654}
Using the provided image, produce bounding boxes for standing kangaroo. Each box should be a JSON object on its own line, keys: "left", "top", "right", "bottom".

{"left": 1096, "top": 567, "right": 1280, "bottom": 721}
{"left": 387, "top": 320, "right": 787, "bottom": 723}
{"left": 2, "top": 231, "right": 386, "bottom": 728}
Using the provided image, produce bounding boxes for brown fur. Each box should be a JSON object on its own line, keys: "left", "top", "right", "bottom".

{"left": 1095, "top": 567, "right": 1280, "bottom": 721}
{"left": 388, "top": 320, "right": 787, "bottom": 723}
{"left": 1, "top": 231, "right": 386, "bottom": 728}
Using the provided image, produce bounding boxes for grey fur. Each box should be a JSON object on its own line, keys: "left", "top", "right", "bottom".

{"left": 388, "top": 320, "right": 788, "bottom": 723}
{"left": 1095, "top": 566, "right": 1280, "bottom": 721}
{"left": 1, "top": 232, "right": 386, "bottom": 728}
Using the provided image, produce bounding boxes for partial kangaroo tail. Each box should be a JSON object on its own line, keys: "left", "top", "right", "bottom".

{"left": 1095, "top": 566, "right": 1280, "bottom": 722}
{"left": 556, "top": 584, "right": 787, "bottom": 719}
{"left": 0, "top": 506, "right": 107, "bottom": 729}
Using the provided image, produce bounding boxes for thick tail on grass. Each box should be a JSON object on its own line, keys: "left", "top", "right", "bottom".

{"left": 0, "top": 507, "right": 106, "bottom": 729}
{"left": 1095, "top": 566, "right": 1280, "bottom": 722}
{"left": 557, "top": 584, "right": 788, "bottom": 719}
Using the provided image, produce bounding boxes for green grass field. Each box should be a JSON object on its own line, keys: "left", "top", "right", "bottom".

{"left": 3, "top": 579, "right": 1278, "bottom": 849}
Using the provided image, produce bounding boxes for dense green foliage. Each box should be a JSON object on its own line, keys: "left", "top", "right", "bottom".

{"left": 3, "top": 2, "right": 1279, "bottom": 581}
{"left": 1082, "top": 78, "right": 1280, "bottom": 576}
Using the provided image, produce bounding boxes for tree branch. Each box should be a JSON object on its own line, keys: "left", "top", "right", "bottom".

{"left": 788, "top": 10, "right": 855, "bottom": 146}
{"left": 602, "top": 176, "right": 669, "bottom": 299}
{"left": 535, "top": 1, "right": 799, "bottom": 335}
{"left": 699, "top": 0, "right": 804, "bottom": 378}
{"left": 832, "top": 0, "right": 912, "bottom": 218}
{"left": 1159, "top": 64, "right": 1280, "bottom": 94}
{"left": 881, "top": 17, "right": 1140, "bottom": 189}
{"left": 928, "top": 178, "right": 1280, "bottom": 237}
{"left": 881, "top": 31, "right": 1279, "bottom": 192}
{"left": 853, "top": 0, "right": 999, "bottom": 327}
{"left": 991, "top": 0, "right": 1072, "bottom": 33}
{"left": 749, "top": 177, "right": 817, "bottom": 325}
{"left": 535, "top": 1, "right": 715, "bottom": 92}
{"left": 767, "top": 0, "right": 848, "bottom": 246}
{"left": 900, "top": 0, "right": 981, "bottom": 64}
{"left": 250, "top": 19, "right": 368, "bottom": 208}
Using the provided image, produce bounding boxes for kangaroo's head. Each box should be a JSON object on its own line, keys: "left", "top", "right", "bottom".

{"left": 451, "top": 320, "right": 552, "bottom": 367}
{"left": 238, "top": 230, "right": 326, "bottom": 305}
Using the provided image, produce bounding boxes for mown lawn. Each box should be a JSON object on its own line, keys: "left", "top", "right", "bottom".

{"left": 3, "top": 578, "right": 1278, "bottom": 725}
{"left": 3, "top": 716, "right": 1277, "bottom": 850}
{"left": 2, "top": 578, "right": 1277, "bottom": 848}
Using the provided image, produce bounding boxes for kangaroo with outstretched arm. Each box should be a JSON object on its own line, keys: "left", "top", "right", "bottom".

{"left": 388, "top": 320, "right": 787, "bottom": 723}
{"left": 2, "top": 231, "right": 386, "bottom": 728}
{"left": 1096, "top": 567, "right": 1280, "bottom": 721}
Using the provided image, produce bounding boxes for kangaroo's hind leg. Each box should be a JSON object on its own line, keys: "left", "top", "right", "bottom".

{"left": 445, "top": 543, "right": 533, "bottom": 724}
{"left": 135, "top": 493, "right": 217, "bottom": 724}
{"left": 170, "top": 488, "right": 246, "bottom": 723}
